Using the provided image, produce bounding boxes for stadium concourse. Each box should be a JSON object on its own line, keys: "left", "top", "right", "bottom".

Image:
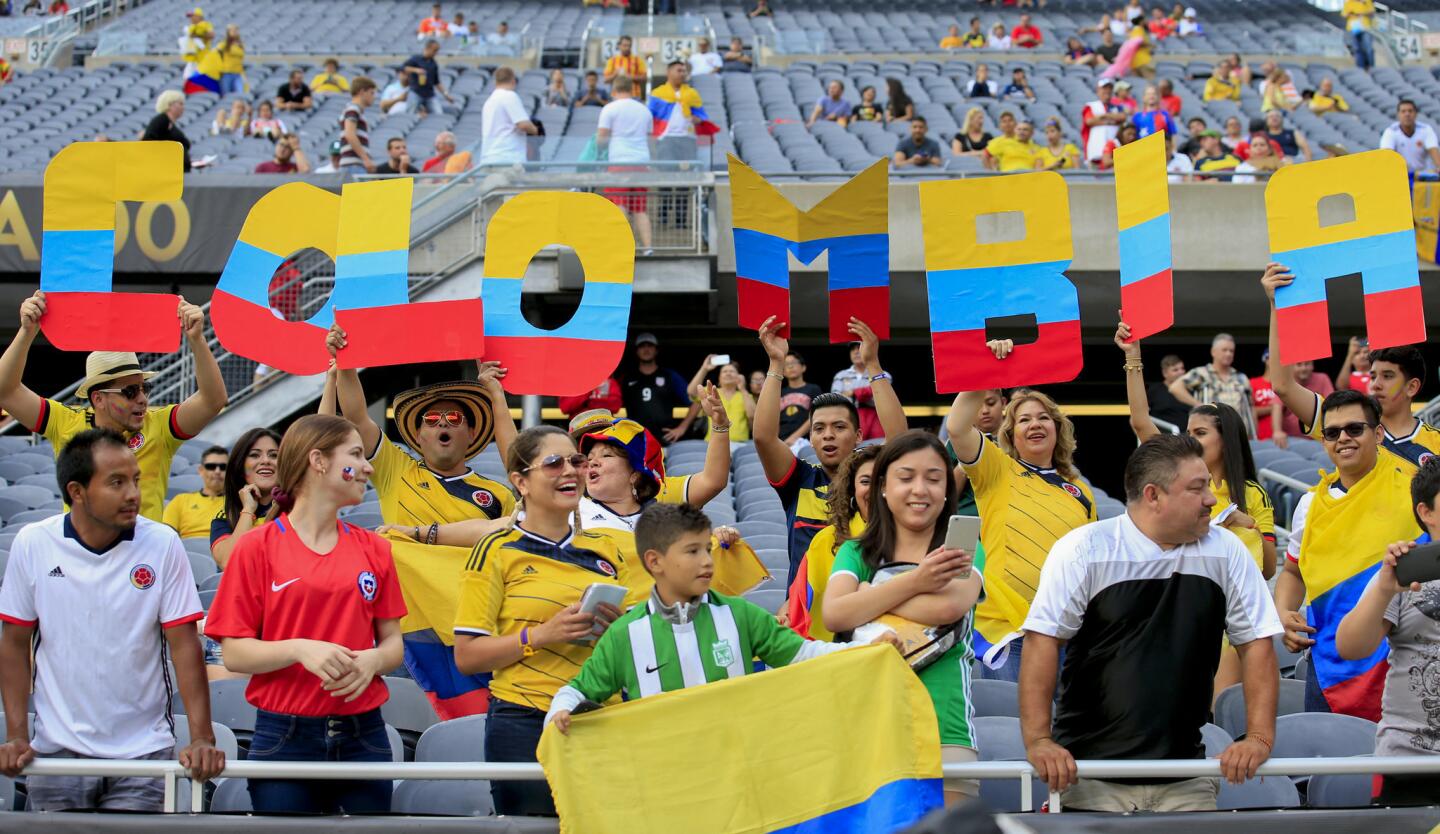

{"left": 3, "top": 0, "right": 1440, "bottom": 831}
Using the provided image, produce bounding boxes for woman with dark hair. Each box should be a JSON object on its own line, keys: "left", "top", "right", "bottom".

{"left": 787, "top": 444, "right": 882, "bottom": 640}
{"left": 885, "top": 77, "right": 914, "bottom": 124}
{"left": 453, "top": 426, "right": 631, "bottom": 816}
{"left": 206, "top": 415, "right": 406, "bottom": 813}
{"left": 210, "top": 427, "right": 282, "bottom": 569}
{"left": 1117, "top": 320, "right": 1278, "bottom": 698}
{"left": 823, "top": 431, "right": 985, "bottom": 805}
{"left": 1099, "top": 121, "right": 1139, "bottom": 169}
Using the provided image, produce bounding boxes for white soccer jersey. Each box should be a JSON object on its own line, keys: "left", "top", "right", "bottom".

{"left": 0, "top": 515, "right": 202, "bottom": 758}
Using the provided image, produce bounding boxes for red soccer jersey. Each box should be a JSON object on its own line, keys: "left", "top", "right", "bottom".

{"left": 1252, "top": 377, "right": 1276, "bottom": 440}
{"left": 206, "top": 515, "right": 407, "bottom": 717}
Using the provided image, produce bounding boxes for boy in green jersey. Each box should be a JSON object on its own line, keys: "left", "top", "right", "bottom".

{"left": 546, "top": 504, "right": 897, "bottom": 733}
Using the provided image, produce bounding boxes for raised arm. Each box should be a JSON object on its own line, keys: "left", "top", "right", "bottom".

{"left": 325, "top": 325, "right": 382, "bottom": 454}
{"left": 318, "top": 360, "right": 338, "bottom": 416}
{"left": 0, "top": 291, "right": 47, "bottom": 432}
{"left": 1116, "top": 320, "right": 1161, "bottom": 442}
{"left": 683, "top": 381, "right": 733, "bottom": 508}
{"left": 753, "top": 316, "right": 799, "bottom": 483}
{"left": 945, "top": 391, "right": 987, "bottom": 463}
{"left": 686, "top": 355, "right": 715, "bottom": 399}
{"left": 477, "top": 360, "right": 515, "bottom": 464}
{"left": 174, "top": 299, "right": 229, "bottom": 438}
{"left": 1260, "top": 261, "right": 1318, "bottom": 431}
{"left": 1336, "top": 337, "right": 1361, "bottom": 391}
{"left": 850, "top": 317, "right": 906, "bottom": 439}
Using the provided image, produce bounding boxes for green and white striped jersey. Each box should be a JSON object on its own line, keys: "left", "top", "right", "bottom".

{"left": 546, "top": 590, "right": 853, "bottom": 720}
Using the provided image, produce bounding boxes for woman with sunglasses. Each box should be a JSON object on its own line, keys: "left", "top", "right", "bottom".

{"left": 1117, "top": 320, "right": 1277, "bottom": 700}
{"left": 453, "top": 426, "right": 632, "bottom": 816}
{"left": 206, "top": 415, "right": 406, "bottom": 813}
{"left": 211, "top": 427, "right": 283, "bottom": 569}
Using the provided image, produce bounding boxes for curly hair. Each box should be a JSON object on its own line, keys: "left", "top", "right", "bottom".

{"left": 825, "top": 444, "right": 883, "bottom": 552}
{"left": 997, "top": 388, "right": 1079, "bottom": 482}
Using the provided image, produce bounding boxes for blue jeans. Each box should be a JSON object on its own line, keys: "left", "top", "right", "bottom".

{"left": 483, "top": 699, "right": 554, "bottom": 816}
{"left": 1304, "top": 664, "right": 1333, "bottom": 713}
{"left": 1349, "top": 30, "right": 1374, "bottom": 70}
{"left": 246, "top": 708, "right": 392, "bottom": 814}
{"left": 219, "top": 73, "right": 244, "bottom": 95}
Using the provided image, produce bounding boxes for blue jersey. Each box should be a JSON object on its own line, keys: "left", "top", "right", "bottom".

{"left": 770, "top": 457, "right": 832, "bottom": 586}
{"left": 1132, "top": 109, "right": 1177, "bottom": 139}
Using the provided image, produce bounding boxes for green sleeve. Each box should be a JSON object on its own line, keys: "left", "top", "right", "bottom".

{"left": 738, "top": 599, "right": 806, "bottom": 667}
{"left": 973, "top": 542, "right": 988, "bottom": 603}
{"left": 567, "top": 625, "right": 626, "bottom": 703}
{"left": 829, "top": 539, "right": 872, "bottom": 582}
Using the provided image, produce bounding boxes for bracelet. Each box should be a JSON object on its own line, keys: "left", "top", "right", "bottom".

{"left": 519, "top": 627, "right": 536, "bottom": 657}
{"left": 766, "top": 371, "right": 784, "bottom": 381}
{"left": 426, "top": 522, "right": 439, "bottom": 545}
{"left": 1123, "top": 362, "right": 1144, "bottom": 372}
{"left": 1242, "top": 733, "right": 1273, "bottom": 752}
{"left": 712, "top": 424, "right": 731, "bottom": 434}
{"left": 239, "top": 510, "right": 255, "bottom": 519}
{"left": 869, "top": 371, "right": 893, "bottom": 384}
{"left": 412, "top": 526, "right": 421, "bottom": 541}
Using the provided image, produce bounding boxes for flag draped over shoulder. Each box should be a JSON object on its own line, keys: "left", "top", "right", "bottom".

{"left": 1301, "top": 457, "right": 1420, "bottom": 720}
{"left": 183, "top": 42, "right": 223, "bottom": 95}
{"left": 389, "top": 538, "right": 491, "bottom": 719}
{"left": 647, "top": 83, "right": 718, "bottom": 136}
{"left": 538, "top": 645, "right": 943, "bottom": 834}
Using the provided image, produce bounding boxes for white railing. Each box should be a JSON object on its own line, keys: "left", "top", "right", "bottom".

{"left": 20, "top": 755, "right": 1440, "bottom": 814}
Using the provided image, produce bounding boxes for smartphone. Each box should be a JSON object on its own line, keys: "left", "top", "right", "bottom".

{"left": 1395, "top": 542, "right": 1440, "bottom": 587}
{"left": 575, "top": 583, "right": 628, "bottom": 642}
{"left": 712, "top": 353, "right": 731, "bottom": 367}
{"left": 944, "top": 515, "right": 982, "bottom": 579}
{"left": 1213, "top": 503, "right": 1238, "bottom": 526}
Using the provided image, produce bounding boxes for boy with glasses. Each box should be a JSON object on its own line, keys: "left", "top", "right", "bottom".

{"left": 0, "top": 291, "right": 228, "bottom": 521}
{"left": 162, "top": 445, "right": 228, "bottom": 538}
{"left": 1276, "top": 388, "right": 1420, "bottom": 719}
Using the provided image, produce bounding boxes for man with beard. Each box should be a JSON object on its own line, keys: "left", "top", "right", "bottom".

{"left": 0, "top": 291, "right": 228, "bottom": 521}
{"left": 1023, "top": 434, "right": 1281, "bottom": 811}
{"left": 754, "top": 316, "right": 906, "bottom": 585}
{"left": 0, "top": 430, "right": 225, "bottom": 808}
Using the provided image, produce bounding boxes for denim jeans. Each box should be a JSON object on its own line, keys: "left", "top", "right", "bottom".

{"left": 219, "top": 73, "right": 245, "bottom": 95}
{"left": 246, "top": 708, "right": 392, "bottom": 814}
{"left": 1350, "top": 30, "right": 1374, "bottom": 70}
{"left": 1303, "top": 665, "right": 1333, "bottom": 714}
{"left": 483, "top": 699, "right": 554, "bottom": 816}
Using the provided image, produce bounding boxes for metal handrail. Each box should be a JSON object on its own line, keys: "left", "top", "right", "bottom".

{"left": 22, "top": 754, "right": 1440, "bottom": 814}
{"left": 1258, "top": 467, "right": 1318, "bottom": 494}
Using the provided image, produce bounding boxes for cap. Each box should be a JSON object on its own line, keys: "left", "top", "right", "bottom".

{"left": 1097, "top": 77, "right": 1115, "bottom": 87}
{"left": 567, "top": 408, "right": 615, "bottom": 437}
{"left": 1114, "top": 79, "right": 1132, "bottom": 90}
{"left": 1184, "top": 6, "right": 1197, "bottom": 16}
{"left": 1199, "top": 129, "right": 1222, "bottom": 138}
{"left": 633, "top": 332, "right": 658, "bottom": 347}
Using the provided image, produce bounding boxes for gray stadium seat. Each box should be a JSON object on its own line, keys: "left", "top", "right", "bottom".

{"left": 970, "top": 678, "right": 1019, "bottom": 718}
{"left": 1273, "top": 712, "right": 1377, "bottom": 760}
{"left": 744, "top": 588, "right": 785, "bottom": 613}
{"left": 198, "top": 588, "right": 217, "bottom": 610}
{"left": 1307, "top": 768, "right": 1375, "bottom": 807}
{"left": 1217, "top": 774, "right": 1301, "bottom": 810}
{"left": 380, "top": 675, "right": 441, "bottom": 736}
{"left": 209, "top": 777, "right": 251, "bottom": 813}
{"left": 197, "top": 572, "right": 223, "bottom": 592}
{"left": 974, "top": 716, "right": 1025, "bottom": 761}
{"left": 392, "top": 778, "right": 495, "bottom": 816}
{"left": 416, "top": 715, "right": 487, "bottom": 763}
{"left": 188, "top": 550, "right": 219, "bottom": 583}
{"left": 6, "top": 509, "right": 60, "bottom": 526}
{"left": 1201, "top": 722, "right": 1232, "bottom": 758}
{"left": 1214, "top": 678, "right": 1306, "bottom": 738}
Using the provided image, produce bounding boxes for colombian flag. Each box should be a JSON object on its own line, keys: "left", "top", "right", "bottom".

{"left": 183, "top": 42, "right": 223, "bottom": 95}
{"left": 390, "top": 539, "right": 491, "bottom": 718}
{"left": 1299, "top": 457, "right": 1419, "bottom": 720}
{"left": 647, "top": 83, "right": 717, "bottom": 136}
{"left": 1114, "top": 131, "right": 1173, "bottom": 341}
{"left": 539, "top": 644, "right": 942, "bottom": 833}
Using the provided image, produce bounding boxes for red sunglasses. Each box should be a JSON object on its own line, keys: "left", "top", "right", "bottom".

{"left": 422, "top": 410, "right": 465, "bottom": 428}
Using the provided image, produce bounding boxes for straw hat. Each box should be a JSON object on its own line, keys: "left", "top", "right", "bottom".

{"left": 392, "top": 381, "right": 495, "bottom": 461}
{"left": 75, "top": 352, "right": 157, "bottom": 399}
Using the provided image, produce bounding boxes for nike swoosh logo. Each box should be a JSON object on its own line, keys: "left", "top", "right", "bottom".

{"left": 644, "top": 664, "right": 664, "bottom": 674}
{"left": 271, "top": 578, "right": 300, "bottom": 592}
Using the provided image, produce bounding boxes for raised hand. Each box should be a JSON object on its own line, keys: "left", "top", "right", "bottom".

{"left": 757, "top": 316, "right": 790, "bottom": 364}
{"left": 325, "top": 324, "right": 347, "bottom": 358}
{"left": 1259, "top": 262, "right": 1294, "bottom": 303}
{"left": 18, "top": 290, "right": 44, "bottom": 335}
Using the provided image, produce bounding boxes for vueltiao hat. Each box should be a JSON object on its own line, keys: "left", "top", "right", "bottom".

{"left": 392, "top": 381, "right": 495, "bottom": 460}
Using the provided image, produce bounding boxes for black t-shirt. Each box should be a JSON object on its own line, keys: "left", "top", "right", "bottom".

{"left": 621, "top": 367, "right": 692, "bottom": 442}
{"left": 852, "top": 101, "right": 882, "bottom": 122}
{"left": 1147, "top": 381, "right": 1190, "bottom": 429}
{"left": 375, "top": 161, "right": 419, "bottom": 174}
{"left": 276, "top": 82, "right": 312, "bottom": 106}
{"left": 955, "top": 131, "right": 993, "bottom": 152}
{"left": 404, "top": 55, "right": 440, "bottom": 97}
{"left": 778, "top": 383, "right": 823, "bottom": 439}
{"left": 1097, "top": 42, "right": 1121, "bottom": 62}
{"left": 143, "top": 113, "right": 190, "bottom": 171}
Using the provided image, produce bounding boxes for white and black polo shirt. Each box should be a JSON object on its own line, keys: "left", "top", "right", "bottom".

{"left": 1024, "top": 513, "right": 1282, "bottom": 765}
{"left": 0, "top": 515, "right": 202, "bottom": 758}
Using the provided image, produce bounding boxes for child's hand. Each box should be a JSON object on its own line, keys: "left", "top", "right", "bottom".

{"left": 552, "top": 710, "right": 572, "bottom": 735}
{"left": 873, "top": 629, "right": 904, "bottom": 652}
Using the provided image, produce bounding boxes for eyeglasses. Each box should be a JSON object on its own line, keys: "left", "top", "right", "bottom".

{"left": 94, "top": 382, "right": 152, "bottom": 400}
{"left": 520, "top": 453, "right": 587, "bottom": 475}
{"left": 202, "top": 463, "right": 227, "bottom": 472}
{"left": 422, "top": 410, "right": 464, "bottom": 428}
{"left": 1320, "top": 421, "right": 1376, "bottom": 442}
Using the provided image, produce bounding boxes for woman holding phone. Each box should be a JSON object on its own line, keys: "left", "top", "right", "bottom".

{"left": 823, "top": 431, "right": 985, "bottom": 805}
{"left": 205, "top": 415, "right": 406, "bottom": 813}
{"left": 453, "top": 426, "right": 632, "bottom": 816}
{"left": 1116, "top": 320, "right": 1276, "bottom": 698}
{"left": 687, "top": 356, "right": 754, "bottom": 442}
{"left": 211, "top": 427, "right": 282, "bottom": 569}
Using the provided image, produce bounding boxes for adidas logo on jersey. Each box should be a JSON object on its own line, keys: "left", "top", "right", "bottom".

{"left": 418, "top": 482, "right": 430, "bottom": 490}
{"left": 591, "top": 514, "right": 607, "bottom": 521}
{"left": 48, "top": 566, "right": 64, "bottom": 578}
{"left": 522, "top": 566, "right": 538, "bottom": 575}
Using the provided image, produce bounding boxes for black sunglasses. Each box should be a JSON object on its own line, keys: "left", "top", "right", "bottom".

{"left": 94, "top": 382, "right": 152, "bottom": 400}
{"left": 520, "top": 453, "right": 586, "bottom": 475}
{"left": 202, "top": 462, "right": 227, "bottom": 472}
{"left": 1320, "top": 421, "right": 1376, "bottom": 442}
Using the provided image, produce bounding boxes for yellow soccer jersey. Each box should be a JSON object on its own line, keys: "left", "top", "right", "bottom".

{"left": 961, "top": 436, "right": 1097, "bottom": 645}
{"left": 453, "top": 527, "right": 633, "bottom": 711}
{"left": 163, "top": 491, "right": 224, "bottom": 539}
{"left": 1297, "top": 389, "right": 1440, "bottom": 467}
{"left": 35, "top": 400, "right": 190, "bottom": 522}
{"left": 369, "top": 437, "right": 516, "bottom": 528}
{"left": 1211, "top": 479, "right": 1274, "bottom": 571}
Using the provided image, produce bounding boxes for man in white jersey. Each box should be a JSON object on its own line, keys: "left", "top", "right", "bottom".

{"left": 480, "top": 66, "right": 538, "bottom": 166}
{"left": 598, "top": 73, "right": 656, "bottom": 251}
{"left": 0, "top": 429, "right": 225, "bottom": 809}
{"left": 1380, "top": 99, "right": 1440, "bottom": 174}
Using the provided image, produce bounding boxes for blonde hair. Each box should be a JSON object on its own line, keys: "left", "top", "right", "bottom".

{"left": 155, "top": 90, "right": 184, "bottom": 114}
{"left": 997, "top": 389, "right": 1080, "bottom": 481}
{"left": 964, "top": 106, "right": 984, "bottom": 132}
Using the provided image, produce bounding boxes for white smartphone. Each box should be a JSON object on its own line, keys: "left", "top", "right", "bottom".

{"left": 575, "top": 583, "right": 628, "bottom": 642}
{"left": 1213, "top": 503, "right": 1238, "bottom": 526}
{"left": 712, "top": 353, "right": 731, "bottom": 367}
{"left": 944, "top": 515, "right": 982, "bottom": 579}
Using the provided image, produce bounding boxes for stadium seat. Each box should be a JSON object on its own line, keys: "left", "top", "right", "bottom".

{"left": 974, "top": 716, "right": 1025, "bottom": 761}
{"left": 1217, "top": 775, "right": 1301, "bottom": 810}
{"left": 197, "top": 572, "right": 224, "bottom": 592}
{"left": 175, "top": 720, "right": 240, "bottom": 762}
{"left": 1214, "top": 678, "right": 1306, "bottom": 737}
{"left": 1201, "top": 722, "right": 1232, "bottom": 758}
{"left": 0, "top": 773, "right": 11, "bottom": 811}
{"left": 970, "top": 678, "right": 1019, "bottom": 718}
{"left": 744, "top": 588, "right": 785, "bottom": 613}
{"left": 380, "top": 675, "right": 441, "bottom": 736}
{"left": 209, "top": 777, "right": 251, "bottom": 813}
{"left": 200, "top": 678, "right": 258, "bottom": 741}
{"left": 392, "top": 779, "right": 495, "bottom": 816}
{"left": 1273, "top": 712, "right": 1377, "bottom": 760}
{"left": 188, "top": 550, "right": 219, "bottom": 583}
{"left": 199, "top": 588, "right": 218, "bottom": 610}
{"left": 1307, "top": 768, "right": 1376, "bottom": 807}
{"left": 6, "top": 509, "right": 59, "bottom": 526}
{"left": 416, "top": 715, "right": 487, "bottom": 763}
